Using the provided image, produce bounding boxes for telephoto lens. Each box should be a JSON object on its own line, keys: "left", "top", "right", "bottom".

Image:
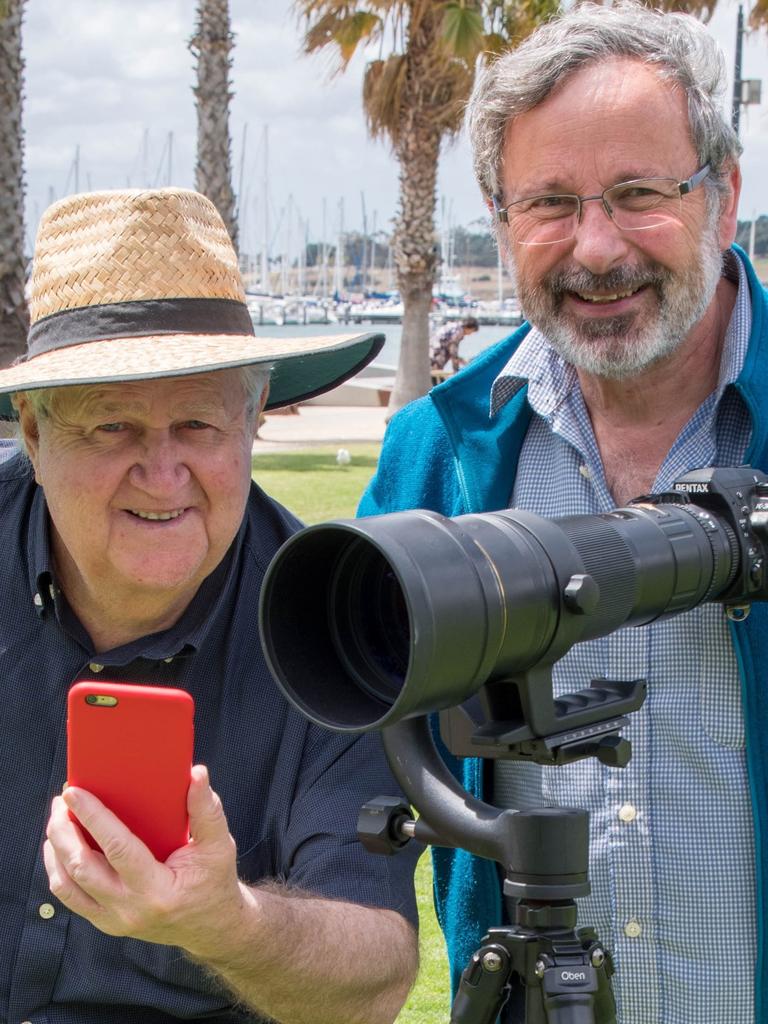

{"left": 259, "top": 492, "right": 739, "bottom": 732}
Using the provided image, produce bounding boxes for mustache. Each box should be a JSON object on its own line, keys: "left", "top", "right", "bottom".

{"left": 545, "top": 263, "right": 670, "bottom": 298}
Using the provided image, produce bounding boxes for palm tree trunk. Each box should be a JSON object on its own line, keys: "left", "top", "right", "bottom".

{"left": 0, "top": 0, "right": 29, "bottom": 368}
{"left": 190, "top": 0, "right": 238, "bottom": 251}
{"left": 388, "top": 4, "right": 442, "bottom": 416}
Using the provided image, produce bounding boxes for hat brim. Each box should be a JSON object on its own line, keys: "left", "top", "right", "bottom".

{"left": 0, "top": 330, "right": 385, "bottom": 418}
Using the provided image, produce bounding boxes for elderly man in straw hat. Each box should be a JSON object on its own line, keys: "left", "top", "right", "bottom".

{"left": 0, "top": 188, "right": 418, "bottom": 1024}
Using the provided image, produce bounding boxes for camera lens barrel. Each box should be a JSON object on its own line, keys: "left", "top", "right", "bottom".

{"left": 259, "top": 502, "right": 738, "bottom": 733}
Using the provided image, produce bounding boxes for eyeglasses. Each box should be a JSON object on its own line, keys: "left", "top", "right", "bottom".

{"left": 492, "top": 165, "right": 711, "bottom": 246}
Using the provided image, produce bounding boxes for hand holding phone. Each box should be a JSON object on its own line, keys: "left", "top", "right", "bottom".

{"left": 66, "top": 681, "right": 195, "bottom": 862}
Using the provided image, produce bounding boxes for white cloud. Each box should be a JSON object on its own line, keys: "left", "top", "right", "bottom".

{"left": 19, "top": 0, "right": 768, "bottom": 256}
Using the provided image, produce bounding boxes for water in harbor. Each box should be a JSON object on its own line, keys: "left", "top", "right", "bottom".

{"left": 255, "top": 320, "right": 519, "bottom": 368}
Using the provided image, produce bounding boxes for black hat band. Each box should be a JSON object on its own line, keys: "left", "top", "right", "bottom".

{"left": 26, "top": 297, "right": 255, "bottom": 360}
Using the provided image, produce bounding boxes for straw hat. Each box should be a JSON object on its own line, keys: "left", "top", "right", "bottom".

{"left": 0, "top": 187, "right": 383, "bottom": 415}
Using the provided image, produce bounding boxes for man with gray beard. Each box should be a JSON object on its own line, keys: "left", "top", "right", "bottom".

{"left": 359, "top": 3, "right": 768, "bottom": 1022}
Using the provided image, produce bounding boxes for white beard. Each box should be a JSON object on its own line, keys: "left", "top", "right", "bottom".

{"left": 503, "top": 223, "right": 724, "bottom": 380}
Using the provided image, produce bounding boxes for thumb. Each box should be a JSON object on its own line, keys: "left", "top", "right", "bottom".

{"left": 187, "top": 765, "right": 231, "bottom": 847}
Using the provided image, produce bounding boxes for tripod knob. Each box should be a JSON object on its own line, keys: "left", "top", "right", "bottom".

{"left": 595, "top": 734, "right": 631, "bottom": 768}
{"left": 357, "top": 796, "right": 413, "bottom": 855}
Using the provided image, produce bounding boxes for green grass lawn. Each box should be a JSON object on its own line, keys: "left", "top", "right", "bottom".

{"left": 251, "top": 445, "right": 381, "bottom": 525}
{"left": 252, "top": 444, "right": 452, "bottom": 1022}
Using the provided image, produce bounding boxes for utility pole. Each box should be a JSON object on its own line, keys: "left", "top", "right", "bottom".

{"left": 732, "top": 5, "right": 762, "bottom": 138}
{"left": 732, "top": 5, "right": 744, "bottom": 135}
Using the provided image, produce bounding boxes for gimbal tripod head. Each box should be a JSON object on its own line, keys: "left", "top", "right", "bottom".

{"left": 359, "top": 711, "right": 619, "bottom": 1024}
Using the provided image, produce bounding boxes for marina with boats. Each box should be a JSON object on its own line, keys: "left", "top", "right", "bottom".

{"left": 246, "top": 290, "right": 524, "bottom": 329}
{"left": 246, "top": 279, "right": 525, "bottom": 408}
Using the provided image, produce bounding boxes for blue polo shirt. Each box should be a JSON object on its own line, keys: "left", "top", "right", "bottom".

{"left": 0, "top": 445, "right": 419, "bottom": 1024}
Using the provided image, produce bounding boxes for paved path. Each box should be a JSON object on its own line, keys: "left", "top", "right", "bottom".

{"left": 253, "top": 404, "right": 388, "bottom": 452}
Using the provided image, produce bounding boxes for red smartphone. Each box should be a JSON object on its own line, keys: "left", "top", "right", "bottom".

{"left": 66, "top": 681, "right": 195, "bottom": 862}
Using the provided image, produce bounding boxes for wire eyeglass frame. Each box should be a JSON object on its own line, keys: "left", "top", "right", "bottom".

{"left": 492, "top": 164, "right": 711, "bottom": 246}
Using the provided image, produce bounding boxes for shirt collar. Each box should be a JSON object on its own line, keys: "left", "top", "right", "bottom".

{"left": 490, "top": 247, "right": 751, "bottom": 419}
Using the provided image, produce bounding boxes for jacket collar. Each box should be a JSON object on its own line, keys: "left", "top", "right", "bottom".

{"left": 429, "top": 323, "right": 532, "bottom": 512}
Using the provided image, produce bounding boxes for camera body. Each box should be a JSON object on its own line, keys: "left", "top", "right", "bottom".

{"left": 638, "top": 465, "right": 768, "bottom": 606}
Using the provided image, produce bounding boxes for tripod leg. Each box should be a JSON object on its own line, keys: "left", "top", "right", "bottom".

{"left": 450, "top": 943, "right": 512, "bottom": 1024}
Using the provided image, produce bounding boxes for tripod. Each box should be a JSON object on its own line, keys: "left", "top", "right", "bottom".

{"left": 358, "top": 710, "right": 624, "bottom": 1024}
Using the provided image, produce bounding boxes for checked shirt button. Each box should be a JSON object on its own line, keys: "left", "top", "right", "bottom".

{"left": 618, "top": 803, "right": 637, "bottom": 823}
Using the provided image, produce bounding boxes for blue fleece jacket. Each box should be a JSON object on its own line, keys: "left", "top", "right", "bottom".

{"left": 359, "top": 246, "right": 768, "bottom": 1016}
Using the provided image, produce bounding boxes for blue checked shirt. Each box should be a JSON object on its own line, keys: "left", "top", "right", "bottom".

{"left": 491, "top": 252, "right": 756, "bottom": 1024}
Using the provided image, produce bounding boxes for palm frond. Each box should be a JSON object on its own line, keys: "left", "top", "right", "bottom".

{"left": 423, "top": 57, "right": 474, "bottom": 137}
{"left": 498, "top": 0, "right": 561, "bottom": 46}
{"left": 749, "top": 0, "right": 768, "bottom": 28}
{"left": 651, "top": 0, "right": 717, "bottom": 22}
{"left": 294, "top": 1, "right": 358, "bottom": 18}
{"left": 481, "top": 30, "right": 511, "bottom": 56}
{"left": 302, "top": 9, "right": 383, "bottom": 72}
{"left": 363, "top": 54, "right": 408, "bottom": 142}
{"left": 335, "top": 10, "right": 382, "bottom": 64}
{"left": 441, "top": 3, "right": 486, "bottom": 63}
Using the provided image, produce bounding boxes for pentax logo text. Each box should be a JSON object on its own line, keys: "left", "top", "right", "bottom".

{"left": 674, "top": 483, "right": 710, "bottom": 493}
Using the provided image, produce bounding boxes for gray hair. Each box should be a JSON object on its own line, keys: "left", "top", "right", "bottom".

{"left": 11, "top": 363, "right": 271, "bottom": 458}
{"left": 468, "top": 1, "right": 742, "bottom": 204}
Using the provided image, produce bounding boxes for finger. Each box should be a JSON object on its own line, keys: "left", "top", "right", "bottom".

{"left": 43, "top": 835, "right": 103, "bottom": 918}
{"left": 187, "top": 765, "right": 232, "bottom": 848}
{"left": 46, "top": 793, "right": 116, "bottom": 888}
{"left": 61, "top": 787, "right": 162, "bottom": 891}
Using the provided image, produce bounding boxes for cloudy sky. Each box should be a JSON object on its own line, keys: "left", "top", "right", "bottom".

{"left": 21, "top": 0, "right": 768, "bottom": 258}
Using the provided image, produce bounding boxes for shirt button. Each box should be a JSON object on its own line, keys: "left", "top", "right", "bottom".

{"left": 33, "top": 592, "right": 43, "bottom": 607}
{"left": 39, "top": 902, "right": 56, "bottom": 919}
{"left": 89, "top": 662, "right": 104, "bottom": 673}
{"left": 579, "top": 464, "right": 592, "bottom": 479}
{"left": 618, "top": 803, "right": 637, "bottom": 823}
{"left": 624, "top": 919, "right": 642, "bottom": 938}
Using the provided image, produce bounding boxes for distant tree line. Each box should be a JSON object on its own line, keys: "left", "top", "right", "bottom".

{"left": 305, "top": 232, "right": 393, "bottom": 271}
{"left": 301, "top": 216, "right": 768, "bottom": 271}
{"left": 303, "top": 226, "right": 500, "bottom": 270}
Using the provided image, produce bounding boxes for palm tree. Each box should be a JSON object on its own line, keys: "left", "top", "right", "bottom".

{"left": 190, "top": 0, "right": 239, "bottom": 250}
{"left": 295, "top": 1, "right": 559, "bottom": 415}
{"left": 0, "top": 0, "right": 29, "bottom": 369}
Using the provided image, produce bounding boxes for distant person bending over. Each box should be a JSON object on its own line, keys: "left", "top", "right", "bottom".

{"left": 0, "top": 187, "right": 418, "bottom": 1024}
{"left": 429, "top": 316, "right": 480, "bottom": 373}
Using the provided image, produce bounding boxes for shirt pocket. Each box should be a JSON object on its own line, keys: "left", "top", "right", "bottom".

{"left": 697, "top": 609, "right": 745, "bottom": 750}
